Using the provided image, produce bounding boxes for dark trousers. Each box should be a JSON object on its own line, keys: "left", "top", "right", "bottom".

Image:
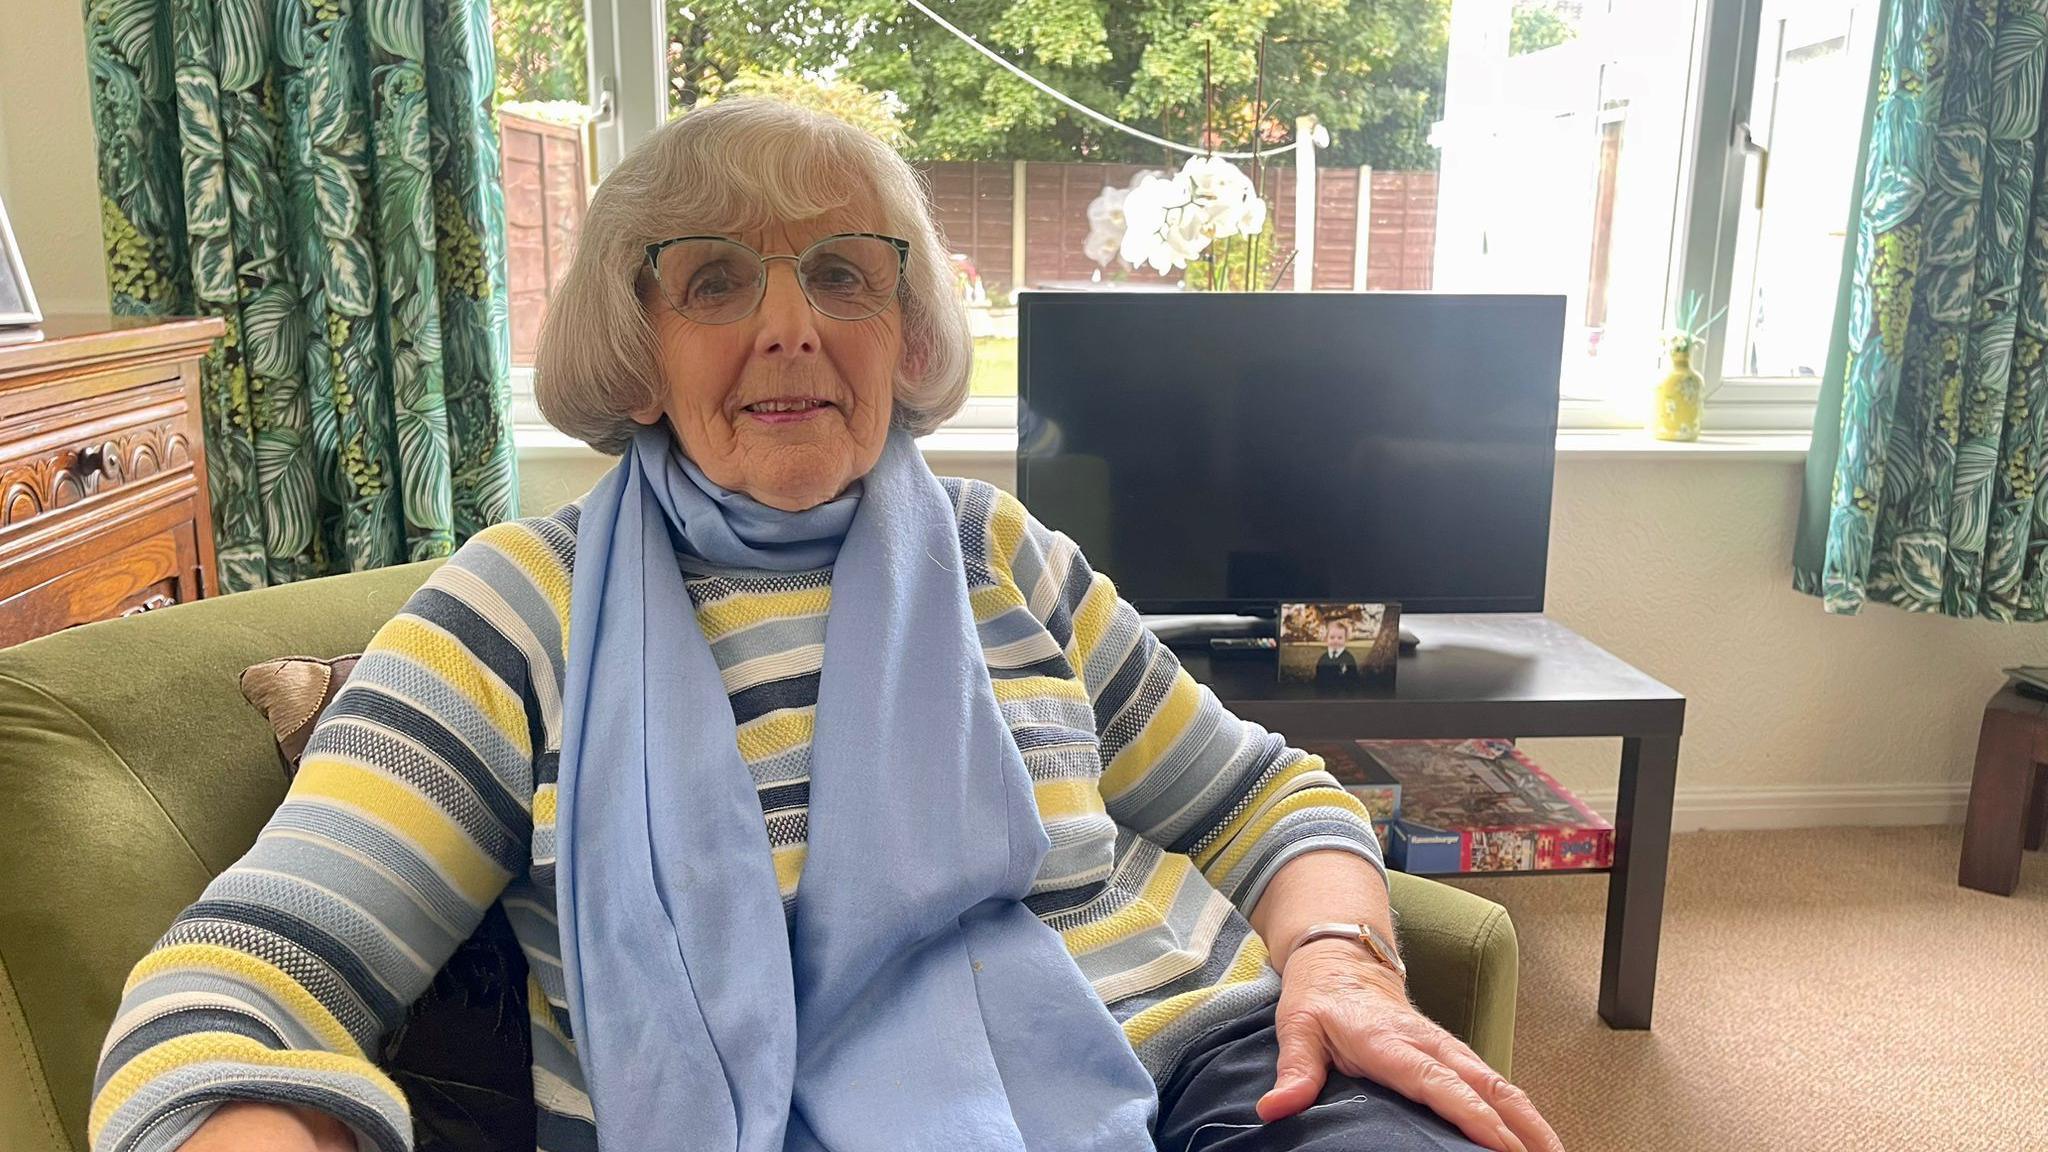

{"left": 1153, "top": 1000, "right": 1492, "bottom": 1152}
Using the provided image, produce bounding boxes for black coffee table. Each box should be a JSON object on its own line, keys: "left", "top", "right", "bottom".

{"left": 1170, "top": 613, "right": 1685, "bottom": 1030}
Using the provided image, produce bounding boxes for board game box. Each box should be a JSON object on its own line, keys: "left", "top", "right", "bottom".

{"left": 1358, "top": 739, "right": 1613, "bottom": 874}
{"left": 1303, "top": 740, "right": 1402, "bottom": 825}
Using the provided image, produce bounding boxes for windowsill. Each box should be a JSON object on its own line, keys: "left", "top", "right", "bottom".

{"left": 512, "top": 425, "right": 1810, "bottom": 464}
{"left": 1552, "top": 429, "right": 1811, "bottom": 462}
{"left": 512, "top": 423, "right": 609, "bottom": 460}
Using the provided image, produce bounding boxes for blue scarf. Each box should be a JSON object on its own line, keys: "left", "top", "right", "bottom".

{"left": 556, "top": 422, "right": 1158, "bottom": 1151}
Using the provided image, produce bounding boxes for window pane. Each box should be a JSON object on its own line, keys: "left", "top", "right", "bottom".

{"left": 1722, "top": 0, "right": 1878, "bottom": 380}
{"left": 657, "top": 0, "right": 1699, "bottom": 407}
{"left": 493, "top": 0, "right": 593, "bottom": 368}
{"left": 1435, "top": 0, "right": 1699, "bottom": 400}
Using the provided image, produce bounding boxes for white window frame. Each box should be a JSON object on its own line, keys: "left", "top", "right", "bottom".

{"left": 1675, "top": 0, "right": 1875, "bottom": 433}
{"left": 518, "top": 0, "right": 1865, "bottom": 440}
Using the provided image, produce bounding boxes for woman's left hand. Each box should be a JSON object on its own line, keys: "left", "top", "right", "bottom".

{"left": 1256, "top": 939, "right": 1566, "bottom": 1152}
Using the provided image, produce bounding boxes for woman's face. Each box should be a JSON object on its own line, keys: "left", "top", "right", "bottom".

{"left": 632, "top": 207, "right": 903, "bottom": 512}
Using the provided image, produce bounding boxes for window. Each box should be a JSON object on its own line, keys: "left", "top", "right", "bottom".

{"left": 1676, "top": 0, "right": 1879, "bottom": 430}
{"left": 1718, "top": 0, "right": 1877, "bottom": 382}
{"left": 491, "top": 0, "right": 594, "bottom": 427}
{"left": 515, "top": 0, "right": 1876, "bottom": 438}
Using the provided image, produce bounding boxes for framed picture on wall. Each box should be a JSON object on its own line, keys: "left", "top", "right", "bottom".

{"left": 0, "top": 192, "right": 42, "bottom": 327}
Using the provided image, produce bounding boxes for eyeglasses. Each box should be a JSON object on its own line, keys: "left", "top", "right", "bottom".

{"left": 643, "top": 232, "right": 911, "bottom": 325}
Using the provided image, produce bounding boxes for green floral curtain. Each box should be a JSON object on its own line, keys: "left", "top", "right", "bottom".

{"left": 82, "top": 0, "right": 519, "bottom": 592}
{"left": 1796, "top": 0, "right": 2048, "bottom": 618}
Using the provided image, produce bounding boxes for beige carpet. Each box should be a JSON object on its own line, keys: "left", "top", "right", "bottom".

{"left": 1440, "top": 825, "right": 2048, "bottom": 1152}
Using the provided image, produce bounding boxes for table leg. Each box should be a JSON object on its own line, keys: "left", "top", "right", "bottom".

{"left": 2024, "top": 763, "right": 2046, "bottom": 852}
{"left": 1959, "top": 706, "right": 2037, "bottom": 895}
{"left": 1600, "top": 734, "right": 1678, "bottom": 1030}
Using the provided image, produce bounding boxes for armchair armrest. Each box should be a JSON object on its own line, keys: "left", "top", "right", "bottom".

{"left": 1387, "top": 871, "right": 1519, "bottom": 1078}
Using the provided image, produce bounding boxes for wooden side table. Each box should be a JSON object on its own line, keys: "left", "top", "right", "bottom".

{"left": 0, "top": 315, "right": 224, "bottom": 646}
{"left": 1959, "top": 686, "right": 2048, "bottom": 896}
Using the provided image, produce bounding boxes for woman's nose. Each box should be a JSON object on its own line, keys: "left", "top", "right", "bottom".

{"left": 753, "top": 262, "right": 820, "bottom": 358}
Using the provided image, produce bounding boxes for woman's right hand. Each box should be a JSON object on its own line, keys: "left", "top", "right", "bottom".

{"left": 178, "top": 1101, "right": 356, "bottom": 1151}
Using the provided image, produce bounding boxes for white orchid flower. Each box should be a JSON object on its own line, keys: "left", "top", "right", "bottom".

{"left": 1121, "top": 172, "right": 1201, "bottom": 271}
{"left": 1086, "top": 183, "right": 1130, "bottom": 232}
{"left": 1083, "top": 224, "right": 1123, "bottom": 267}
{"left": 1100, "top": 159, "right": 1265, "bottom": 274}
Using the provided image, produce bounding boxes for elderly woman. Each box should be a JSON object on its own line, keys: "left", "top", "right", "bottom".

{"left": 90, "top": 100, "right": 1561, "bottom": 1152}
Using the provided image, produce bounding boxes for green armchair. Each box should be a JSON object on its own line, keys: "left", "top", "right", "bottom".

{"left": 0, "top": 561, "right": 1519, "bottom": 1152}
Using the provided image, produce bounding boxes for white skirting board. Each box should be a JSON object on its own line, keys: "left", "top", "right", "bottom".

{"left": 1567, "top": 783, "right": 1975, "bottom": 833}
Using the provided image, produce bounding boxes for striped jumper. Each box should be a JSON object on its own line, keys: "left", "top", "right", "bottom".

{"left": 90, "top": 477, "right": 1386, "bottom": 1152}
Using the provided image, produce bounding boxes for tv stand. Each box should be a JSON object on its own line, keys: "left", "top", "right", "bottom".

{"left": 1171, "top": 613, "right": 1686, "bottom": 1031}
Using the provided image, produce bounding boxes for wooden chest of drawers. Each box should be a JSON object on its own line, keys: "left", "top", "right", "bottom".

{"left": 0, "top": 315, "right": 224, "bottom": 646}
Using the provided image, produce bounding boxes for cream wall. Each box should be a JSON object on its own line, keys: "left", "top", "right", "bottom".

{"left": 1527, "top": 456, "right": 2047, "bottom": 825}
{"left": 0, "top": 0, "right": 109, "bottom": 315}
{"left": 520, "top": 446, "right": 2048, "bottom": 830}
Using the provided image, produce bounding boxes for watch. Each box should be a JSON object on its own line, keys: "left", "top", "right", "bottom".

{"left": 1290, "top": 921, "right": 1407, "bottom": 980}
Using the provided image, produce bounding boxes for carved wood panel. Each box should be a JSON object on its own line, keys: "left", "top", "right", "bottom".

{"left": 0, "top": 420, "right": 194, "bottom": 530}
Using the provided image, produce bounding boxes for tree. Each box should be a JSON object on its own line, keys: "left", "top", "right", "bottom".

{"left": 493, "top": 0, "right": 1455, "bottom": 171}
{"left": 671, "top": 0, "right": 1452, "bottom": 170}
{"left": 722, "top": 71, "right": 908, "bottom": 146}
{"left": 493, "top": 0, "right": 588, "bottom": 107}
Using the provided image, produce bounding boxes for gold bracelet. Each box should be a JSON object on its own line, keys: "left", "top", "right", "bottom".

{"left": 1289, "top": 921, "right": 1406, "bottom": 979}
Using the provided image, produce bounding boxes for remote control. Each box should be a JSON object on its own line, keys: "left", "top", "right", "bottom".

{"left": 1209, "top": 637, "right": 1277, "bottom": 651}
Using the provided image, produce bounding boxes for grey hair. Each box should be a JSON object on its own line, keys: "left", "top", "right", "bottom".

{"left": 534, "top": 98, "right": 975, "bottom": 455}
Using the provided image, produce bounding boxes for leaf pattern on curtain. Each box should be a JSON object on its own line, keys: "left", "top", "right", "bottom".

{"left": 81, "top": 0, "right": 518, "bottom": 592}
{"left": 1801, "top": 0, "right": 2048, "bottom": 619}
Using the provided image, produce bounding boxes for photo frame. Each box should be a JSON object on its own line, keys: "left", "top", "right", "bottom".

{"left": 1277, "top": 600, "right": 1400, "bottom": 689}
{"left": 0, "top": 192, "right": 43, "bottom": 328}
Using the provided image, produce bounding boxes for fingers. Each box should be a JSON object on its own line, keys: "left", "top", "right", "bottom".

{"left": 1426, "top": 1034, "right": 1566, "bottom": 1152}
{"left": 1256, "top": 1013, "right": 1331, "bottom": 1123}
{"left": 1324, "top": 1027, "right": 1523, "bottom": 1152}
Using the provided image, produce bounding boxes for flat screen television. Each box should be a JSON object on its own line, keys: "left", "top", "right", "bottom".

{"left": 1015, "top": 291, "right": 1565, "bottom": 615}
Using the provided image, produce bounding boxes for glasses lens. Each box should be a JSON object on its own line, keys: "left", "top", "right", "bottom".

{"left": 654, "top": 238, "right": 763, "bottom": 324}
{"left": 799, "top": 236, "right": 902, "bottom": 320}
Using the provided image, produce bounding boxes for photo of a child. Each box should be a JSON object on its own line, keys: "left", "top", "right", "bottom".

{"left": 1277, "top": 601, "right": 1399, "bottom": 689}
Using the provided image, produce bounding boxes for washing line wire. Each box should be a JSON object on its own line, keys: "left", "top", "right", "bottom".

{"left": 901, "top": 0, "right": 1294, "bottom": 161}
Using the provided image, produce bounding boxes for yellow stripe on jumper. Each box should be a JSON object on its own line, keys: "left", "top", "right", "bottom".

{"left": 1118, "top": 930, "right": 1272, "bottom": 1049}
{"left": 1199, "top": 777, "right": 1372, "bottom": 877}
{"left": 472, "top": 522, "right": 573, "bottom": 637}
{"left": 1060, "top": 851, "right": 1192, "bottom": 955}
{"left": 122, "top": 943, "right": 359, "bottom": 1056}
{"left": 1033, "top": 777, "right": 1108, "bottom": 823}
{"left": 91, "top": 1026, "right": 402, "bottom": 1143}
{"left": 693, "top": 587, "right": 831, "bottom": 641}
{"left": 371, "top": 616, "right": 532, "bottom": 759}
{"left": 291, "top": 758, "right": 512, "bottom": 908}
{"left": 1100, "top": 671, "right": 1200, "bottom": 800}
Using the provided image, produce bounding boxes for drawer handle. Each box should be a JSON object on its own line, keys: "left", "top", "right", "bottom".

{"left": 76, "top": 442, "right": 120, "bottom": 490}
{"left": 121, "top": 594, "right": 175, "bottom": 617}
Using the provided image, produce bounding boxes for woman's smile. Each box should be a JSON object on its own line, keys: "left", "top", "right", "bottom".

{"left": 741, "top": 396, "right": 838, "bottom": 424}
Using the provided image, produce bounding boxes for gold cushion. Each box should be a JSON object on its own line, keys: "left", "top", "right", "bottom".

{"left": 237, "top": 654, "right": 360, "bottom": 774}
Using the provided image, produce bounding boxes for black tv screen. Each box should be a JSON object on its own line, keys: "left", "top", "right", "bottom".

{"left": 1015, "top": 291, "right": 1564, "bottom": 615}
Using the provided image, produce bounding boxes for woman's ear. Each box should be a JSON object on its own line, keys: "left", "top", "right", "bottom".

{"left": 628, "top": 387, "right": 666, "bottom": 425}
{"left": 901, "top": 331, "right": 930, "bottom": 382}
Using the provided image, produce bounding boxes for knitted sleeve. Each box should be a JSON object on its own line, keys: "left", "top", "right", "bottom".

{"left": 989, "top": 488, "right": 1387, "bottom": 915}
{"left": 88, "top": 523, "right": 561, "bottom": 1152}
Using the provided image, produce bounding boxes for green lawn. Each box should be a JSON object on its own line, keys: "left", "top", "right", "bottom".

{"left": 969, "top": 336, "right": 1017, "bottom": 397}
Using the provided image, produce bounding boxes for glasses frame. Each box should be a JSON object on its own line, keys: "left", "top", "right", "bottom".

{"left": 642, "top": 232, "right": 912, "bottom": 325}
